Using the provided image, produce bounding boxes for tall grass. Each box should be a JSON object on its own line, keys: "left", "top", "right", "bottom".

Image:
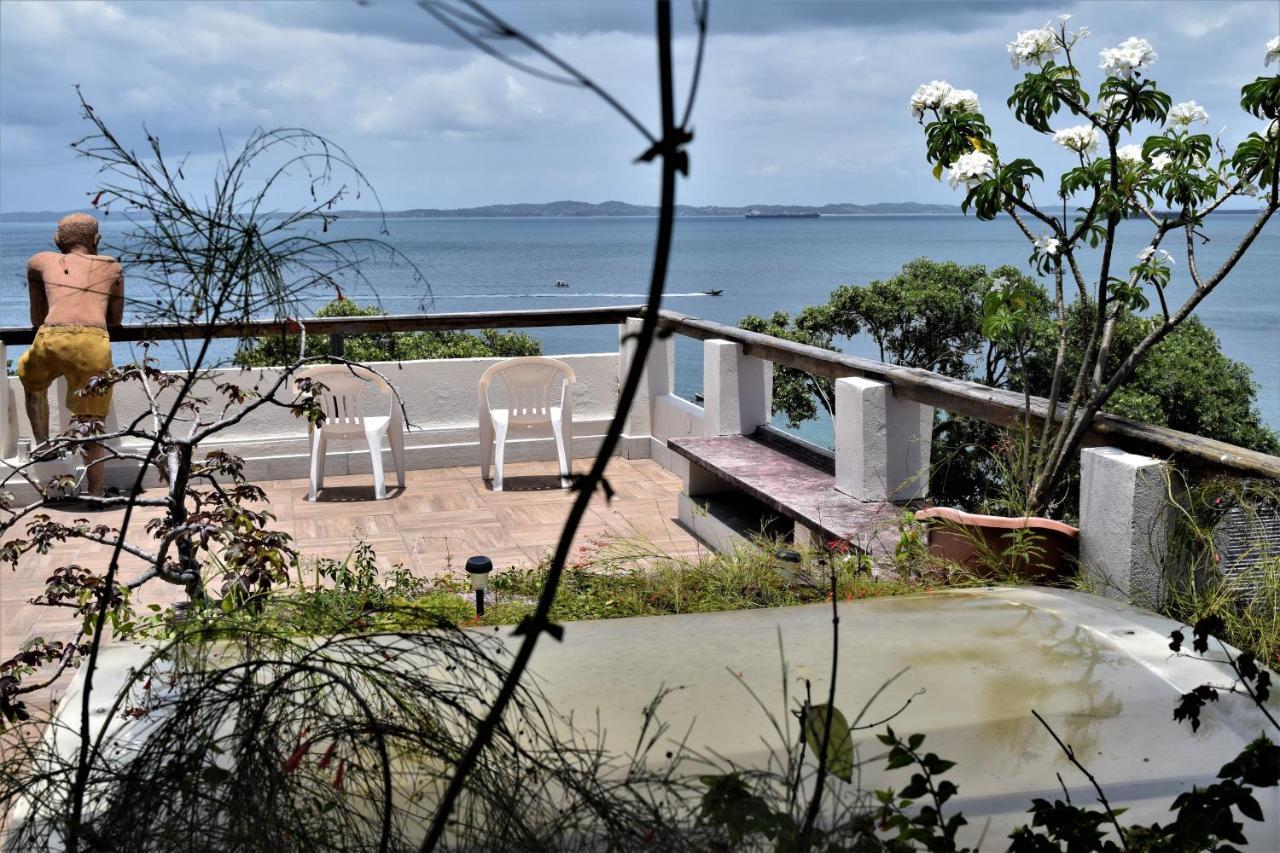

{"left": 1159, "top": 474, "right": 1280, "bottom": 662}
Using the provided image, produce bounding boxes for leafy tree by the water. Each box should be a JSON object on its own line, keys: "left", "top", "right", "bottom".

{"left": 742, "top": 257, "right": 1280, "bottom": 511}
{"left": 1023, "top": 306, "right": 1280, "bottom": 455}
{"left": 234, "top": 298, "right": 542, "bottom": 367}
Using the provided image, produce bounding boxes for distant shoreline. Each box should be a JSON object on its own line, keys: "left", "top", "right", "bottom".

{"left": 2, "top": 206, "right": 1266, "bottom": 223}
{"left": 1, "top": 201, "right": 963, "bottom": 222}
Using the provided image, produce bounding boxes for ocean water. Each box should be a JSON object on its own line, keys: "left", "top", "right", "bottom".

{"left": 2, "top": 214, "right": 1276, "bottom": 445}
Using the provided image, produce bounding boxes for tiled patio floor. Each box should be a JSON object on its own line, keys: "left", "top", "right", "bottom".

{"left": 0, "top": 457, "right": 703, "bottom": 706}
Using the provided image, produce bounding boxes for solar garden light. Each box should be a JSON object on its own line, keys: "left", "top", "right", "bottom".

{"left": 465, "top": 555, "right": 494, "bottom": 615}
{"left": 773, "top": 546, "right": 814, "bottom": 589}
{"left": 774, "top": 547, "right": 802, "bottom": 565}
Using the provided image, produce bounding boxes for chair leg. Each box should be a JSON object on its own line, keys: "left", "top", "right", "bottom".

{"left": 492, "top": 421, "right": 508, "bottom": 492}
{"left": 550, "top": 415, "right": 570, "bottom": 487}
{"left": 369, "top": 438, "right": 386, "bottom": 500}
{"left": 390, "top": 425, "right": 406, "bottom": 489}
{"left": 307, "top": 431, "right": 327, "bottom": 501}
{"left": 479, "top": 407, "right": 494, "bottom": 481}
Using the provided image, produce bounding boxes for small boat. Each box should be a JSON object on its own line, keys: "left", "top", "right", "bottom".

{"left": 555, "top": 280, "right": 569, "bottom": 287}
{"left": 703, "top": 289, "right": 723, "bottom": 296}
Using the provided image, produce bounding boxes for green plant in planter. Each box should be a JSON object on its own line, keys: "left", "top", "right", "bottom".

{"left": 911, "top": 16, "right": 1280, "bottom": 515}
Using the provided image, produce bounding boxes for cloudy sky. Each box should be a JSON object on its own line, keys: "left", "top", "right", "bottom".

{"left": 2, "top": 0, "right": 1277, "bottom": 212}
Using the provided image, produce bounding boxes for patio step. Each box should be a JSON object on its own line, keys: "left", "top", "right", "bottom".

{"left": 667, "top": 432, "right": 905, "bottom": 555}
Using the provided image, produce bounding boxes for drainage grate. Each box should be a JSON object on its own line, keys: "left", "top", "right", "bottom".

{"left": 1212, "top": 505, "right": 1280, "bottom": 605}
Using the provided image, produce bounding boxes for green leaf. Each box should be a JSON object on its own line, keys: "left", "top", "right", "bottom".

{"left": 803, "top": 702, "right": 855, "bottom": 783}
{"left": 202, "top": 765, "right": 232, "bottom": 785}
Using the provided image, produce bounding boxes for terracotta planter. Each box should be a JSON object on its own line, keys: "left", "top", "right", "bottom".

{"left": 914, "top": 507, "right": 1079, "bottom": 583}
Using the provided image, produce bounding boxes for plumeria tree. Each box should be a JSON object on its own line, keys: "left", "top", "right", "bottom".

{"left": 911, "top": 19, "right": 1280, "bottom": 515}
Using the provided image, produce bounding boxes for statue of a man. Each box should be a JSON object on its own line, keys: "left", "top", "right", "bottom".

{"left": 18, "top": 212, "right": 124, "bottom": 498}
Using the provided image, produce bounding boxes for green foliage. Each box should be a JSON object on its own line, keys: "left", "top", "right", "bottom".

{"left": 875, "top": 728, "right": 968, "bottom": 851}
{"left": 1022, "top": 308, "right": 1280, "bottom": 455}
{"left": 1160, "top": 476, "right": 1280, "bottom": 663}
{"left": 1239, "top": 75, "right": 1280, "bottom": 120}
{"left": 699, "top": 772, "right": 796, "bottom": 846}
{"left": 755, "top": 258, "right": 1279, "bottom": 463}
{"left": 828, "top": 259, "right": 1007, "bottom": 379}
{"left": 1007, "top": 62, "right": 1084, "bottom": 133}
{"left": 476, "top": 536, "right": 944, "bottom": 625}
{"left": 738, "top": 308, "right": 836, "bottom": 429}
{"left": 802, "top": 703, "right": 856, "bottom": 783}
{"left": 233, "top": 298, "right": 541, "bottom": 367}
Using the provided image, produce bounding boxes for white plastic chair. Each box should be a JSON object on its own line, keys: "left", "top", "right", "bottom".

{"left": 299, "top": 364, "right": 406, "bottom": 501}
{"left": 478, "top": 357, "right": 576, "bottom": 491}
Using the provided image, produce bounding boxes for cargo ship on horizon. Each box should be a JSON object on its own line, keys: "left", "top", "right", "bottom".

{"left": 744, "top": 210, "right": 821, "bottom": 219}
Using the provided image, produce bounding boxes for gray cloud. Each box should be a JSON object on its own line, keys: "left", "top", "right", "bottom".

{"left": 2, "top": 0, "right": 1277, "bottom": 212}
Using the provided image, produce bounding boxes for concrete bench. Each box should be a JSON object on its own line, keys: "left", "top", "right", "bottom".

{"left": 668, "top": 429, "right": 905, "bottom": 556}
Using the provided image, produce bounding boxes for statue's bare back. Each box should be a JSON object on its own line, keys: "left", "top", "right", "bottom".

{"left": 27, "top": 250, "right": 124, "bottom": 329}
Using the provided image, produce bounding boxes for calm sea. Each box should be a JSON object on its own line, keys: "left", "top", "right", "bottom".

{"left": 2, "top": 214, "right": 1276, "bottom": 446}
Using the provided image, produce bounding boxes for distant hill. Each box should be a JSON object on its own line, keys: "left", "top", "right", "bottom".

{"left": 5, "top": 201, "right": 1268, "bottom": 222}
{"left": 0, "top": 200, "right": 961, "bottom": 222}
{"left": 332, "top": 200, "right": 962, "bottom": 218}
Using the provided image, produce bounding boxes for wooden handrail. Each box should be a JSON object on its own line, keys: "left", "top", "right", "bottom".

{"left": 655, "top": 309, "right": 1280, "bottom": 481}
{"left": 0, "top": 305, "right": 646, "bottom": 347}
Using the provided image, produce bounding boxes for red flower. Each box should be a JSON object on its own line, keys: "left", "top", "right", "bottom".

{"left": 283, "top": 741, "right": 311, "bottom": 775}
{"left": 317, "top": 741, "right": 337, "bottom": 770}
{"left": 332, "top": 760, "right": 346, "bottom": 790}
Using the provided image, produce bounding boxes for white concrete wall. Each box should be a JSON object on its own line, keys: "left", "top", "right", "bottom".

{"left": 648, "top": 394, "right": 706, "bottom": 482}
{"left": 3, "top": 352, "right": 623, "bottom": 494}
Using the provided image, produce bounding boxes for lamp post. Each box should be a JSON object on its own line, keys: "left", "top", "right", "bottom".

{"left": 465, "top": 555, "right": 494, "bottom": 616}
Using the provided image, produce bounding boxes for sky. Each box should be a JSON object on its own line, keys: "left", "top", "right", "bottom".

{"left": 1, "top": 0, "right": 1278, "bottom": 212}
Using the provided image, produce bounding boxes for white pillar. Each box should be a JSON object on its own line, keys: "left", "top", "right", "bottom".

{"left": 703, "top": 339, "right": 770, "bottom": 437}
{"left": 1079, "top": 447, "right": 1170, "bottom": 608}
{"left": 834, "top": 376, "right": 932, "bottom": 503}
{"left": 618, "top": 318, "right": 674, "bottom": 440}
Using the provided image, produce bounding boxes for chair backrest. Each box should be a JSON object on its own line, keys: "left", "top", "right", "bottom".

{"left": 479, "top": 357, "right": 576, "bottom": 426}
{"left": 297, "top": 364, "right": 395, "bottom": 436}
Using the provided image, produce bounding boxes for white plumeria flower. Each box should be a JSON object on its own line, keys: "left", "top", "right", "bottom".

{"left": 909, "top": 80, "right": 954, "bottom": 119}
{"left": 1167, "top": 100, "right": 1209, "bottom": 127}
{"left": 1008, "top": 24, "right": 1060, "bottom": 69}
{"left": 1034, "top": 234, "right": 1060, "bottom": 257}
{"left": 1099, "top": 36, "right": 1157, "bottom": 78}
{"left": 946, "top": 151, "right": 995, "bottom": 189}
{"left": 941, "top": 88, "right": 982, "bottom": 115}
{"left": 1116, "top": 144, "right": 1144, "bottom": 164}
{"left": 1266, "top": 36, "right": 1280, "bottom": 66}
{"left": 1150, "top": 152, "right": 1174, "bottom": 170}
{"left": 1137, "top": 246, "right": 1174, "bottom": 265}
{"left": 1052, "top": 124, "right": 1100, "bottom": 155}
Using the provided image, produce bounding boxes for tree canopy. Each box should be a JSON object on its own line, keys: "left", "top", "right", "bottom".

{"left": 234, "top": 298, "right": 542, "bottom": 367}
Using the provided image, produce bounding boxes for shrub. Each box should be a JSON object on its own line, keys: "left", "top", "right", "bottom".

{"left": 234, "top": 298, "right": 542, "bottom": 367}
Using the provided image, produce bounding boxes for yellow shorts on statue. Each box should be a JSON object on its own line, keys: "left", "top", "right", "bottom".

{"left": 17, "top": 324, "right": 114, "bottom": 419}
